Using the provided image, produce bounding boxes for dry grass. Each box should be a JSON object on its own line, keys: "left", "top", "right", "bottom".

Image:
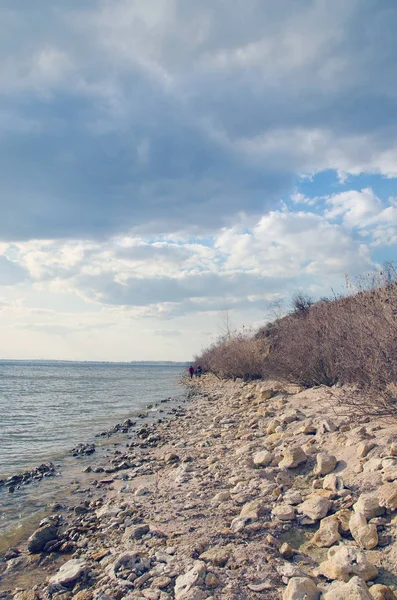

{"left": 196, "top": 266, "right": 397, "bottom": 418}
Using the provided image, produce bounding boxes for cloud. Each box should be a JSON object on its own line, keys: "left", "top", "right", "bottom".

{"left": 0, "top": 1, "right": 396, "bottom": 241}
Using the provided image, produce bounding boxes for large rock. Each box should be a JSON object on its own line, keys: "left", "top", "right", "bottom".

{"left": 122, "top": 523, "right": 150, "bottom": 542}
{"left": 279, "top": 447, "right": 307, "bottom": 469}
{"left": 312, "top": 516, "right": 341, "bottom": 547}
{"left": 253, "top": 450, "right": 273, "bottom": 467}
{"left": 369, "top": 584, "right": 397, "bottom": 600}
{"left": 298, "top": 495, "right": 331, "bottom": 522}
{"left": 27, "top": 525, "right": 58, "bottom": 554}
{"left": 354, "top": 493, "right": 385, "bottom": 520}
{"left": 240, "top": 500, "right": 267, "bottom": 519}
{"left": 349, "top": 512, "right": 378, "bottom": 550}
{"left": 318, "top": 545, "right": 378, "bottom": 582}
{"left": 272, "top": 504, "right": 295, "bottom": 520}
{"left": 174, "top": 561, "right": 207, "bottom": 600}
{"left": 314, "top": 453, "right": 337, "bottom": 476}
{"left": 323, "top": 576, "right": 373, "bottom": 599}
{"left": 199, "top": 547, "right": 229, "bottom": 567}
{"left": 283, "top": 577, "right": 320, "bottom": 600}
{"left": 49, "top": 559, "right": 88, "bottom": 587}
{"left": 357, "top": 441, "right": 375, "bottom": 458}
{"left": 323, "top": 474, "right": 344, "bottom": 492}
{"left": 107, "top": 551, "right": 150, "bottom": 585}
{"left": 378, "top": 483, "right": 397, "bottom": 511}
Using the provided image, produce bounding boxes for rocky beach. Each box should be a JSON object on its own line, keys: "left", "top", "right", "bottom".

{"left": 2, "top": 376, "right": 397, "bottom": 600}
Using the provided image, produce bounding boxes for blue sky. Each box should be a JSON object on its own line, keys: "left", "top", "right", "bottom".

{"left": 0, "top": 0, "right": 397, "bottom": 360}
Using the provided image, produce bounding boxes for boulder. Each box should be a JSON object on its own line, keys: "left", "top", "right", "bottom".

{"left": 27, "top": 525, "right": 58, "bottom": 554}
{"left": 318, "top": 544, "right": 378, "bottom": 582}
{"left": 357, "top": 441, "right": 375, "bottom": 458}
{"left": 174, "top": 561, "right": 207, "bottom": 600}
{"left": 349, "top": 512, "right": 378, "bottom": 550}
{"left": 253, "top": 450, "right": 273, "bottom": 467}
{"left": 240, "top": 500, "right": 267, "bottom": 519}
{"left": 272, "top": 504, "right": 295, "bottom": 520}
{"left": 323, "top": 576, "right": 373, "bottom": 600}
{"left": 369, "top": 584, "right": 397, "bottom": 600}
{"left": 122, "top": 523, "right": 150, "bottom": 542}
{"left": 378, "top": 483, "right": 397, "bottom": 511}
{"left": 49, "top": 559, "right": 88, "bottom": 587}
{"left": 314, "top": 453, "right": 337, "bottom": 476}
{"left": 298, "top": 495, "right": 331, "bottom": 522}
{"left": 354, "top": 492, "right": 385, "bottom": 520}
{"left": 283, "top": 577, "right": 320, "bottom": 600}
{"left": 267, "top": 419, "right": 281, "bottom": 434}
{"left": 199, "top": 547, "right": 229, "bottom": 567}
{"left": 312, "top": 516, "right": 341, "bottom": 547}
{"left": 212, "top": 491, "right": 231, "bottom": 502}
{"left": 279, "top": 447, "right": 307, "bottom": 469}
{"left": 323, "top": 474, "right": 344, "bottom": 492}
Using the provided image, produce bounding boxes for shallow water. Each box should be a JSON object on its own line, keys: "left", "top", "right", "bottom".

{"left": 0, "top": 360, "right": 186, "bottom": 538}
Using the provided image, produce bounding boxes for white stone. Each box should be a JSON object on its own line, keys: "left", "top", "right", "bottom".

{"left": 323, "top": 576, "right": 373, "bottom": 600}
{"left": 314, "top": 453, "right": 337, "bottom": 476}
{"left": 312, "top": 516, "right": 341, "bottom": 547}
{"left": 49, "top": 559, "right": 88, "bottom": 587}
{"left": 279, "top": 447, "right": 307, "bottom": 469}
{"left": 272, "top": 504, "right": 295, "bottom": 520}
{"left": 318, "top": 544, "right": 378, "bottom": 582}
{"left": 298, "top": 495, "right": 331, "bottom": 522}
{"left": 378, "top": 482, "right": 397, "bottom": 511}
{"left": 253, "top": 450, "right": 273, "bottom": 467}
{"left": 174, "top": 561, "right": 206, "bottom": 600}
{"left": 349, "top": 512, "right": 378, "bottom": 549}
{"left": 354, "top": 492, "right": 385, "bottom": 520}
{"left": 283, "top": 577, "right": 320, "bottom": 600}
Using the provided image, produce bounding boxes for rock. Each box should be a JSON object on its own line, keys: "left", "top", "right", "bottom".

{"left": 378, "top": 482, "right": 397, "bottom": 511}
{"left": 253, "top": 450, "right": 273, "bottom": 467}
{"left": 298, "top": 495, "right": 331, "bottom": 522}
{"left": 283, "top": 490, "right": 303, "bottom": 505}
{"left": 107, "top": 551, "right": 150, "bottom": 585}
{"left": 272, "top": 504, "right": 295, "bottom": 520}
{"left": 334, "top": 509, "right": 352, "bottom": 535}
{"left": 152, "top": 576, "right": 172, "bottom": 589}
{"left": 357, "top": 441, "right": 375, "bottom": 458}
{"left": 205, "top": 572, "right": 220, "bottom": 587}
{"left": 174, "top": 561, "right": 207, "bottom": 600}
{"left": 354, "top": 492, "right": 385, "bottom": 520}
{"left": 212, "top": 491, "right": 231, "bottom": 502}
{"left": 230, "top": 516, "right": 253, "bottom": 532}
{"left": 283, "top": 577, "right": 320, "bottom": 600}
{"left": 199, "top": 547, "right": 229, "bottom": 567}
{"left": 122, "top": 523, "right": 150, "bottom": 542}
{"left": 323, "top": 474, "right": 344, "bottom": 492}
{"left": 277, "top": 563, "right": 307, "bottom": 578}
{"left": 240, "top": 500, "right": 266, "bottom": 519}
{"left": 279, "top": 447, "right": 307, "bottom": 469}
{"left": 27, "top": 525, "right": 58, "bottom": 554}
{"left": 318, "top": 544, "right": 378, "bottom": 582}
{"left": 323, "top": 576, "right": 373, "bottom": 600}
{"left": 349, "top": 512, "right": 378, "bottom": 549}
{"left": 267, "top": 419, "right": 281, "bottom": 434}
{"left": 314, "top": 453, "right": 337, "bottom": 476}
{"left": 389, "top": 444, "right": 397, "bottom": 457}
{"left": 312, "top": 516, "right": 341, "bottom": 547}
{"left": 260, "top": 389, "right": 276, "bottom": 401}
{"left": 49, "top": 559, "right": 88, "bottom": 587}
{"left": 369, "top": 584, "right": 397, "bottom": 600}
{"left": 13, "top": 592, "right": 38, "bottom": 600}
{"left": 280, "top": 543, "right": 294, "bottom": 559}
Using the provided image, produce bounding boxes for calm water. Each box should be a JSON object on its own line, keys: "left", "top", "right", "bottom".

{"left": 0, "top": 361, "right": 186, "bottom": 540}
{"left": 0, "top": 361, "right": 185, "bottom": 478}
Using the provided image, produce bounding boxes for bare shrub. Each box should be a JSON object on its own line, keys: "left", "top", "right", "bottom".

{"left": 292, "top": 292, "right": 313, "bottom": 314}
{"left": 195, "top": 331, "right": 263, "bottom": 380}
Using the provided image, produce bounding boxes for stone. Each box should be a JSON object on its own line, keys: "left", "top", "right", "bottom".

{"left": 298, "top": 495, "right": 331, "bottom": 522}
{"left": 354, "top": 493, "right": 385, "bottom": 520}
{"left": 229, "top": 516, "right": 253, "bottom": 532}
{"left": 314, "top": 453, "right": 337, "bottom": 476}
{"left": 199, "top": 547, "right": 229, "bottom": 567}
{"left": 253, "top": 450, "right": 273, "bottom": 467}
{"left": 267, "top": 419, "right": 281, "bottom": 434}
{"left": 369, "top": 584, "right": 397, "bottom": 600}
{"left": 49, "top": 559, "right": 88, "bottom": 587}
{"left": 280, "top": 543, "right": 294, "bottom": 559}
{"left": 283, "top": 490, "right": 303, "bottom": 505}
{"left": 279, "top": 447, "right": 307, "bottom": 469}
{"left": 27, "top": 525, "right": 58, "bottom": 554}
{"left": 240, "top": 500, "right": 266, "bottom": 519}
{"left": 122, "top": 523, "right": 150, "bottom": 542}
{"left": 283, "top": 577, "right": 320, "bottom": 600}
{"left": 390, "top": 444, "right": 397, "bottom": 457}
{"left": 13, "top": 592, "right": 38, "bottom": 600}
{"left": 260, "top": 389, "right": 276, "bottom": 401}
{"left": 311, "top": 516, "right": 341, "bottom": 547}
{"left": 323, "top": 577, "right": 373, "bottom": 600}
{"left": 107, "top": 551, "right": 150, "bottom": 584}
{"left": 174, "top": 561, "right": 207, "bottom": 600}
{"left": 323, "top": 474, "right": 344, "bottom": 492}
{"left": 349, "top": 512, "right": 378, "bottom": 550}
{"left": 151, "top": 576, "right": 172, "bottom": 589}
{"left": 272, "top": 504, "right": 295, "bottom": 520}
{"left": 357, "top": 441, "right": 375, "bottom": 458}
{"left": 378, "top": 482, "right": 397, "bottom": 511}
{"left": 205, "top": 572, "right": 220, "bottom": 587}
{"left": 212, "top": 491, "right": 231, "bottom": 502}
{"left": 318, "top": 544, "right": 378, "bottom": 582}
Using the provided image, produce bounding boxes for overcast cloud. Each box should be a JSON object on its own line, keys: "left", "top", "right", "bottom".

{"left": 0, "top": 0, "right": 396, "bottom": 360}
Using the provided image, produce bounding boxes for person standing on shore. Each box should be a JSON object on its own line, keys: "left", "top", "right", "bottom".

{"left": 196, "top": 365, "right": 202, "bottom": 377}
{"left": 188, "top": 365, "right": 194, "bottom": 379}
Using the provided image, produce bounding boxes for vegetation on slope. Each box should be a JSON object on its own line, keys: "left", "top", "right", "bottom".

{"left": 195, "top": 265, "right": 397, "bottom": 418}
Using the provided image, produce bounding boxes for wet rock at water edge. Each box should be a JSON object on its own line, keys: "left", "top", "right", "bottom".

{"left": 71, "top": 443, "right": 96, "bottom": 457}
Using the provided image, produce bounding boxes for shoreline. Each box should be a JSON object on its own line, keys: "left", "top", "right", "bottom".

{"left": 2, "top": 376, "right": 397, "bottom": 599}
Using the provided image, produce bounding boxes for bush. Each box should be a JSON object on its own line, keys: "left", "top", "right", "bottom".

{"left": 195, "top": 332, "right": 263, "bottom": 380}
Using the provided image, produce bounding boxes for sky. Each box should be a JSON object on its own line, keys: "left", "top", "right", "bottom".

{"left": 1, "top": 0, "right": 397, "bottom": 361}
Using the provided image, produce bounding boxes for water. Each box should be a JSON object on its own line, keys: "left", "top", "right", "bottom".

{"left": 0, "top": 360, "right": 186, "bottom": 541}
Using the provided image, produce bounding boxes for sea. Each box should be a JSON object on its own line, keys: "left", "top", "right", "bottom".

{"left": 0, "top": 360, "right": 187, "bottom": 546}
